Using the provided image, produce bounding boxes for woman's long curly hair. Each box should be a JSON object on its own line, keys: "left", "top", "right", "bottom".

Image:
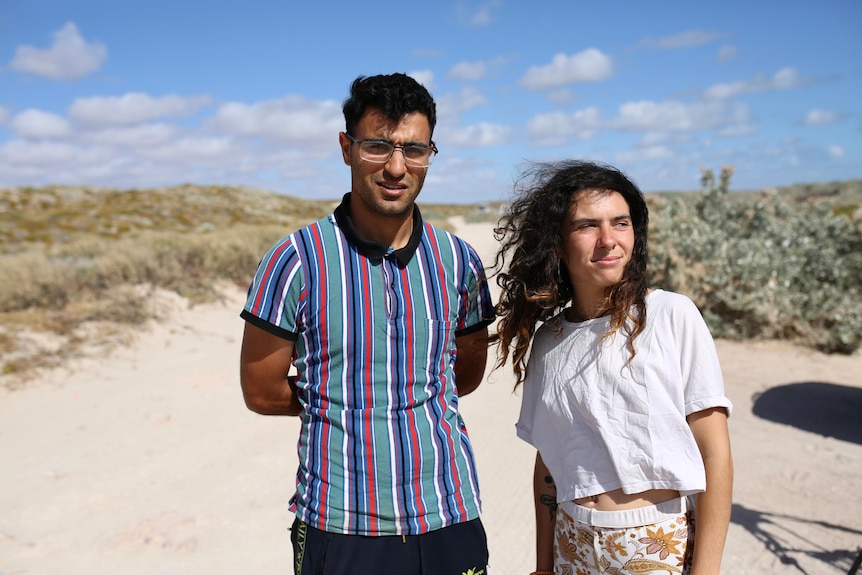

{"left": 492, "top": 160, "right": 650, "bottom": 387}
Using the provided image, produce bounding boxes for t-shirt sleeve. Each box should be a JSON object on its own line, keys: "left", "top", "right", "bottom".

{"left": 455, "top": 242, "right": 496, "bottom": 336}
{"left": 515, "top": 342, "right": 547, "bottom": 447}
{"left": 240, "top": 234, "right": 305, "bottom": 341}
{"left": 672, "top": 294, "right": 733, "bottom": 417}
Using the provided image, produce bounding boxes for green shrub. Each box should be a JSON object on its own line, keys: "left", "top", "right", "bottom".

{"left": 649, "top": 167, "right": 862, "bottom": 353}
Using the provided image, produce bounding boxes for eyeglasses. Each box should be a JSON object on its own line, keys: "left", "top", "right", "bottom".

{"left": 345, "top": 134, "right": 438, "bottom": 167}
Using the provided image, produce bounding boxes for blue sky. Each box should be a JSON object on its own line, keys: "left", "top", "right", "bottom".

{"left": 1, "top": 1, "right": 859, "bottom": 203}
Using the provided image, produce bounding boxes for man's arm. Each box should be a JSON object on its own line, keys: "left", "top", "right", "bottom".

{"left": 687, "top": 407, "right": 733, "bottom": 575}
{"left": 453, "top": 326, "right": 489, "bottom": 397}
{"left": 240, "top": 322, "right": 302, "bottom": 416}
{"left": 533, "top": 452, "right": 556, "bottom": 572}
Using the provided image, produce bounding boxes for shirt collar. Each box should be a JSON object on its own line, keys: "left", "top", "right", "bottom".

{"left": 333, "top": 193, "right": 424, "bottom": 266}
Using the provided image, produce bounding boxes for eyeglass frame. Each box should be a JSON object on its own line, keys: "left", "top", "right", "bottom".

{"left": 344, "top": 133, "right": 439, "bottom": 167}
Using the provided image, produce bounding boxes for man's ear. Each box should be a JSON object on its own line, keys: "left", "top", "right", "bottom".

{"left": 338, "top": 132, "right": 352, "bottom": 166}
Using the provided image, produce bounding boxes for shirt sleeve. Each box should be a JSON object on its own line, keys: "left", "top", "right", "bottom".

{"left": 455, "top": 241, "right": 496, "bottom": 336}
{"left": 671, "top": 294, "right": 733, "bottom": 417}
{"left": 240, "top": 234, "right": 305, "bottom": 341}
{"left": 515, "top": 331, "right": 549, "bottom": 446}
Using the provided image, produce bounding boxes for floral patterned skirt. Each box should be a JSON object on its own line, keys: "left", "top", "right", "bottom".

{"left": 554, "top": 496, "right": 694, "bottom": 574}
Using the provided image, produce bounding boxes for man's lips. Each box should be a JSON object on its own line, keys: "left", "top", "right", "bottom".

{"left": 378, "top": 181, "right": 407, "bottom": 195}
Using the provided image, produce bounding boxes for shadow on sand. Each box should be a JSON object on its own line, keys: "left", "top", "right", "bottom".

{"left": 731, "top": 503, "right": 862, "bottom": 574}
{"left": 751, "top": 381, "right": 862, "bottom": 445}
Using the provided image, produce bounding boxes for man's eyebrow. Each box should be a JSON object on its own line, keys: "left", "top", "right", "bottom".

{"left": 367, "top": 137, "right": 431, "bottom": 148}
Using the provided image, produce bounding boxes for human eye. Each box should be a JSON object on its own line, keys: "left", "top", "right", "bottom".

{"left": 361, "top": 141, "right": 393, "bottom": 155}
{"left": 403, "top": 144, "right": 431, "bottom": 160}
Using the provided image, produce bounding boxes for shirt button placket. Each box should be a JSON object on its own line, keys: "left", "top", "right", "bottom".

{"left": 382, "top": 254, "right": 396, "bottom": 319}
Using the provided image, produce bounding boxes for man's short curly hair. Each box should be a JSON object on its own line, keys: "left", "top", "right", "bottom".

{"left": 342, "top": 73, "right": 436, "bottom": 138}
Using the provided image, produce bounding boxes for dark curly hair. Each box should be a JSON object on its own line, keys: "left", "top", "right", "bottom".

{"left": 343, "top": 73, "right": 436, "bottom": 139}
{"left": 493, "top": 160, "right": 650, "bottom": 386}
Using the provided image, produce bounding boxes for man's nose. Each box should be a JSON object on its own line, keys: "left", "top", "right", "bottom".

{"left": 384, "top": 148, "right": 408, "bottom": 175}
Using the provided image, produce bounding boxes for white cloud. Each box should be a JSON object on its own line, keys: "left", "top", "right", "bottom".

{"left": 717, "top": 45, "right": 739, "bottom": 62}
{"left": 637, "top": 131, "right": 693, "bottom": 147}
{"left": 69, "top": 93, "right": 212, "bottom": 127}
{"left": 0, "top": 107, "right": 9, "bottom": 124}
{"left": 456, "top": 0, "right": 502, "bottom": 27}
{"left": 828, "top": 145, "right": 844, "bottom": 158}
{"left": 641, "top": 29, "right": 724, "bottom": 49}
{"left": 210, "top": 96, "right": 342, "bottom": 146}
{"left": 437, "top": 87, "right": 488, "bottom": 116}
{"left": 139, "top": 136, "right": 234, "bottom": 164}
{"left": 802, "top": 109, "right": 839, "bottom": 126}
{"left": 703, "top": 81, "right": 747, "bottom": 101}
{"left": 0, "top": 90, "right": 355, "bottom": 193}
{"left": 547, "top": 89, "right": 575, "bottom": 103}
{"left": 526, "top": 107, "right": 603, "bottom": 145}
{"left": 703, "top": 67, "right": 804, "bottom": 100}
{"left": 10, "top": 22, "right": 107, "bottom": 80}
{"left": 772, "top": 68, "right": 800, "bottom": 89}
{"left": 613, "top": 99, "right": 753, "bottom": 133}
{"left": 520, "top": 49, "right": 614, "bottom": 91}
{"left": 0, "top": 137, "right": 193, "bottom": 188}
{"left": 443, "top": 122, "right": 510, "bottom": 148}
{"left": 616, "top": 145, "right": 674, "bottom": 164}
{"left": 80, "top": 123, "right": 178, "bottom": 148}
{"left": 449, "top": 61, "right": 487, "bottom": 81}
{"left": 409, "top": 70, "right": 435, "bottom": 90}
{"left": 717, "top": 123, "right": 756, "bottom": 137}
{"left": 11, "top": 109, "right": 71, "bottom": 139}
{"left": 0, "top": 139, "right": 104, "bottom": 171}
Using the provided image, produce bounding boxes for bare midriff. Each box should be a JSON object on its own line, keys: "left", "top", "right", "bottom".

{"left": 574, "top": 488, "right": 681, "bottom": 511}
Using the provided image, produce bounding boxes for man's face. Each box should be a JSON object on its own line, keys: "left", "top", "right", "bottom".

{"left": 339, "top": 108, "right": 432, "bottom": 221}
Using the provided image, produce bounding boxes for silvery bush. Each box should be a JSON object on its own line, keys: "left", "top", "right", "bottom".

{"left": 649, "top": 167, "right": 862, "bottom": 354}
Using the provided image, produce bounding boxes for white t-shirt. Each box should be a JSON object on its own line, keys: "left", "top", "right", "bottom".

{"left": 516, "top": 289, "right": 732, "bottom": 502}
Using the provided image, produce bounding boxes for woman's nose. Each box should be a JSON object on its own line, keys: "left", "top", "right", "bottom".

{"left": 597, "top": 225, "right": 616, "bottom": 248}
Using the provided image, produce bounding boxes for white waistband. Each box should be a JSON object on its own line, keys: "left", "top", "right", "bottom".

{"left": 559, "top": 496, "right": 689, "bottom": 529}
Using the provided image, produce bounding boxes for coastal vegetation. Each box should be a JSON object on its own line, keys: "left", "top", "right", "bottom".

{"left": 650, "top": 168, "right": 862, "bottom": 354}
{"left": 0, "top": 176, "right": 859, "bottom": 383}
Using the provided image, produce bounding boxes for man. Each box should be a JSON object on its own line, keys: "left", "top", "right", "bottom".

{"left": 239, "top": 73, "right": 495, "bottom": 574}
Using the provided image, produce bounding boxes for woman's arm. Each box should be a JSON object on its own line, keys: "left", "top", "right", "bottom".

{"left": 687, "top": 406, "right": 733, "bottom": 575}
{"left": 533, "top": 451, "right": 556, "bottom": 572}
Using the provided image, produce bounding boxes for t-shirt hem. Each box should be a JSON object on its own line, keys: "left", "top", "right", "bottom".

{"left": 291, "top": 509, "right": 483, "bottom": 536}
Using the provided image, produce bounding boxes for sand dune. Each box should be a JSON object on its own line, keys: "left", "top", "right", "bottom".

{"left": 1, "top": 219, "right": 861, "bottom": 575}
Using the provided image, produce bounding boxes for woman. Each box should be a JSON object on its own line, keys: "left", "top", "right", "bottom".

{"left": 493, "top": 160, "right": 733, "bottom": 575}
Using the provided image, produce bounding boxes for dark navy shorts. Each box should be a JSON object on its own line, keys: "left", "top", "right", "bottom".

{"left": 290, "top": 517, "right": 489, "bottom": 575}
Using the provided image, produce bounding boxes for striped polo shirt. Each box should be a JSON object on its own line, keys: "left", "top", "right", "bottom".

{"left": 241, "top": 193, "right": 496, "bottom": 536}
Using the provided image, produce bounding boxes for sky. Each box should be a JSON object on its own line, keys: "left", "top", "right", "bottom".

{"left": 1, "top": 1, "right": 860, "bottom": 204}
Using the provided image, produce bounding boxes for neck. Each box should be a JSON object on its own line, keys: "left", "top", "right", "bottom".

{"left": 569, "top": 290, "right": 610, "bottom": 321}
{"left": 350, "top": 204, "right": 415, "bottom": 249}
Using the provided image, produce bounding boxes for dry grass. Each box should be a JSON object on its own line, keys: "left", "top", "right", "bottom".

{"left": 0, "top": 184, "right": 494, "bottom": 385}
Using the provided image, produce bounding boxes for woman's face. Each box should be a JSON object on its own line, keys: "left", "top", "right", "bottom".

{"left": 559, "top": 189, "right": 635, "bottom": 304}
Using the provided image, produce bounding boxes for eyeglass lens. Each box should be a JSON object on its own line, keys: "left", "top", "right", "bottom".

{"left": 359, "top": 141, "right": 434, "bottom": 166}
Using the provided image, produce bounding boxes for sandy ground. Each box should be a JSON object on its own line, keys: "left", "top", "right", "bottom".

{"left": 2, "top": 218, "right": 861, "bottom": 575}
